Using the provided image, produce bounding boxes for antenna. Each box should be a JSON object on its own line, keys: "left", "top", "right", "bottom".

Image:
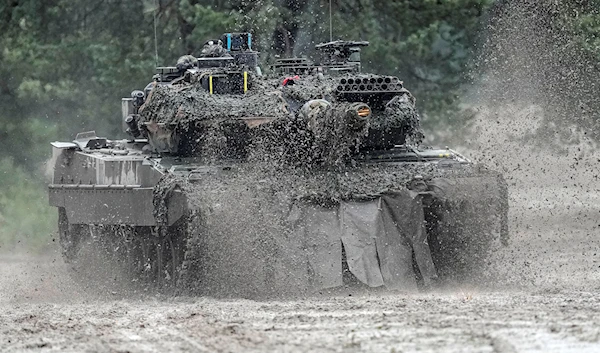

{"left": 153, "top": 0, "right": 159, "bottom": 67}
{"left": 329, "top": 0, "right": 333, "bottom": 42}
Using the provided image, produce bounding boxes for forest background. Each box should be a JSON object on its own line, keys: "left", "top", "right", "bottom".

{"left": 0, "top": 0, "right": 598, "bottom": 250}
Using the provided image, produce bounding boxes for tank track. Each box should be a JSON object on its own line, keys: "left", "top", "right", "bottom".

{"left": 58, "top": 167, "right": 509, "bottom": 295}
{"left": 58, "top": 207, "right": 189, "bottom": 293}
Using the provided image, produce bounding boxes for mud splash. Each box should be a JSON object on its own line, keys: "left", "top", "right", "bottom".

{"left": 461, "top": 0, "right": 600, "bottom": 292}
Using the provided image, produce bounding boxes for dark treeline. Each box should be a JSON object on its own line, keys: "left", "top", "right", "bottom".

{"left": 0, "top": 0, "right": 494, "bottom": 167}
{"left": 0, "top": 0, "right": 598, "bottom": 248}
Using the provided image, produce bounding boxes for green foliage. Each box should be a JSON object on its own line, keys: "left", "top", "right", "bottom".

{"left": 180, "top": 0, "right": 238, "bottom": 46}
{"left": 576, "top": 13, "right": 600, "bottom": 57}
{"left": 0, "top": 158, "right": 57, "bottom": 253}
{"left": 551, "top": 1, "right": 600, "bottom": 141}
{"left": 1, "top": 1, "right": 158, "bottom": 163}
{"left": 563, "top": 1, "right": 600, "bottom": 62}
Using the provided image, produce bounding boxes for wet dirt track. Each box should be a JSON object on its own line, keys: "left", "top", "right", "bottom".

{"left": 1, "top": 290, "right": 599, "bottom": 353}
{"left": 1, "top": 183, "right": 600, "bottom": 353}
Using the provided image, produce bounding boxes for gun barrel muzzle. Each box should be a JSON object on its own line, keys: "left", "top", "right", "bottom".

{"left": 345, "top": 103, "right": 371, "bottom": 130}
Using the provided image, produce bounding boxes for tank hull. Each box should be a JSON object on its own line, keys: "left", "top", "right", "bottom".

{"left": 49, "top": 146, "right": 508, "bottom": 296}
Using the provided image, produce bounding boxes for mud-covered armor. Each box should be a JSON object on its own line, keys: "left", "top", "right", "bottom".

{"left": 49, "top": 33, "right": 508, "bottom": 296}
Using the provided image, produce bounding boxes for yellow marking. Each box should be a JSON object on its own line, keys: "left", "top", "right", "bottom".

{"left": 243, "top": 71, "right": 248, "bottom": 93}
{"left": 357, "top": 107, "right": 371, "bottom": 117}
{"left": 209, "top": 76, "right": 213, "bottom": 94}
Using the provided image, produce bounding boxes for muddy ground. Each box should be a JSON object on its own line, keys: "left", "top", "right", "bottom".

{"left": 1, "top": 177, "right": 599, "bottom": 352}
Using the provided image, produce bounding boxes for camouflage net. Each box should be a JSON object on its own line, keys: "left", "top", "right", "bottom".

{"left": 380, "top": 95, "right": 424, "bottom": 145}
{"left": 140, "top": 83, "right": 287, "bottom": 124}
{"left": 138, "top": 73, "right": 424, "bottom": 167}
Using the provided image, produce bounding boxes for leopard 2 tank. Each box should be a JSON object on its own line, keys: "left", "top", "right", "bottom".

{"left": 48, "top": 33, "right": 508, "bottom": 296}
